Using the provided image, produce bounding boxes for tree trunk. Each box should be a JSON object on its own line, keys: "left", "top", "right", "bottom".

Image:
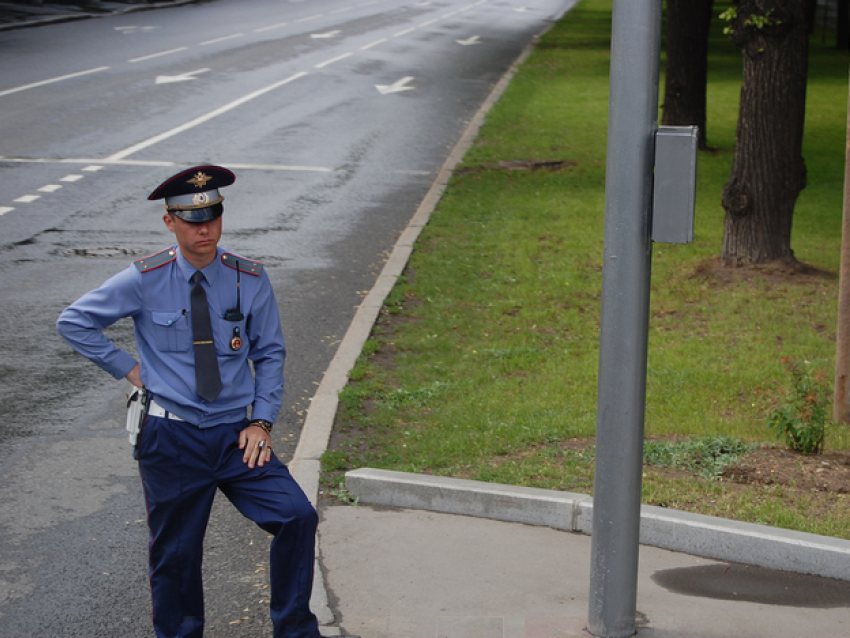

{"left": 721, "top": 0, "right": 809, "bottom": 267}
{"left": 838, "top": 0, "right": 850, "bottom": 50}
{"left": 662, "top": 0, "right": 715, "bottom": 149}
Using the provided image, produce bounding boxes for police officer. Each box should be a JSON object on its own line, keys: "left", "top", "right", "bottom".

{"left": 57, "top": 166, "right": 322, "bottom": 638}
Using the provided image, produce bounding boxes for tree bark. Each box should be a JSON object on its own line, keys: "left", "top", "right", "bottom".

{"left": 721, "top": 0, "right": 809, "bottom": 267}
{"left": 662, "top": 0, "right": 715, "bottom": 149}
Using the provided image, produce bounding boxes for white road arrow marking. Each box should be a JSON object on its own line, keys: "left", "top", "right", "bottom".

{"left": 311, "top": 30, "right": 341, "bottom": 39}
{"left": 375, "top": 76, "right": 415, "bottom": 95}
{"left": 155, "top": 69, "right": 211, "bottom": 85}
{"left": 457, "top": 36, "right": 481, "bottom": 45}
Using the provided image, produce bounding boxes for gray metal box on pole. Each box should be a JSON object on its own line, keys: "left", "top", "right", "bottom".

{"left": 652, "top": 126, "right": 698, "bottom": 244}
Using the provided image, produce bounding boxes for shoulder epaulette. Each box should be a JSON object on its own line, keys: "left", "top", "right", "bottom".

{"left": 134, "top": 248, "right": 177, "bottom": 273}
{"left": 221, "top": 252, "right": 263, "bottom": 276}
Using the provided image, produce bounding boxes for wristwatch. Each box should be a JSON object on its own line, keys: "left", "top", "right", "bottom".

{"left": 249, "top": 419, "right": 273, "bottom": 434}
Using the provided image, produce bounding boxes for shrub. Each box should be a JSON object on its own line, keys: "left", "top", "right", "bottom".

{"left": 766, "top": 358, "right": 831, "bottom": 454}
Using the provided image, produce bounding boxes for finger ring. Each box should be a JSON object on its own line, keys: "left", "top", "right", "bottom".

{"left": 258, "top": 440, "right": 266, "bottom": 449}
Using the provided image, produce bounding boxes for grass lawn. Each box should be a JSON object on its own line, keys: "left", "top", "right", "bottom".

{"left": 321, "top": 0, "right": 850, "bottom": 539}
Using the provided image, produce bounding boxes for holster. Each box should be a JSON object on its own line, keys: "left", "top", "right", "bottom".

{"left": 125, "top": 386, "right": 149, "bottom": 445}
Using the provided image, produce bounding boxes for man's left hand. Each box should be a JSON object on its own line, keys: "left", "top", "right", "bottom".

{"left": 239, "top": 425, "right": 273, "bottom": 468}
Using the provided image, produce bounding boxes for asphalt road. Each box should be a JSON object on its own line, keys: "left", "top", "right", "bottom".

{"left": 0, "top": 0, "right": 573, "bottom": 635}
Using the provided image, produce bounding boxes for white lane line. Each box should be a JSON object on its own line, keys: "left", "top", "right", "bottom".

{"left": 315, "top": 52, "right": 353, "bottom": 69}
{"left": 361, "top": 38, "right": 387, "bottom": 50}
{"left": 200, "top": 33, "right": 244, "bottom": 46}
{"left": 442, "top": 11, "right": 458, "bottom": 18}
{"left": 224, "top": 162, "right": 338, "bottom": 173}
{"left": 83, "top": 165, "right": 105, "bottom": 172}
{"left": 393, "top": 27, "right": 416, "bottom": 37}
{"left": 296, "top": 14, "right": 322, "bottom": 22}
{"left": 15, "top": 195, "right": 40, "bottom": 203}
{"left": 0, "top": 66, "right": 109, "bottom": 98}
{"left": 460, "top": 4, "right": 476, "bottom": 10}
{"left": 331, "top": 7, "right": 353, "bottom": 13}
{"left": 129, "top": 47, "right": 187, "bottom": 63}
{"left": 420, "top": 19, "right": 439, "bottom": 27}
{"left": 254, "top": 22, "right": 288, "bottom": 33}
{"left": 61, "top": 174, "right": 85, "bottom": 182}
{"left": 0, "top": 207, "right": 14, "bottom": 216}
{"left": 38, "top": 184, "right": 63, "bottom": 193}
{"left": 0, "top": 157, "right": 340, "bottom": 173}
{"left": 107, "top": 72, "right": 309, "bottom": 161}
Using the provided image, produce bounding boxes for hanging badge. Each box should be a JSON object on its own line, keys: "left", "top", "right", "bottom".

{"left": 230, "top": 326, "right": 243, "bottom": 351}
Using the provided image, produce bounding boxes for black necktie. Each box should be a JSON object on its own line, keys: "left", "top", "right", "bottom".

{"left": 191, "top": 271, "right": 222, "bottom": 402}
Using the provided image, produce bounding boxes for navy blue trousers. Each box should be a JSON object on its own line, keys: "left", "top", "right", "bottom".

{"left": 137, "top": 416, "right": 320, "bottom": 638}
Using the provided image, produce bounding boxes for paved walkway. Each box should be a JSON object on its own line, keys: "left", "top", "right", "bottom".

{"left": 318, "top": 504, "right": 850, "bottom": 638}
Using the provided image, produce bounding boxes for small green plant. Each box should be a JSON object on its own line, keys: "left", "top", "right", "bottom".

{"left": 767, "top": 358, "right": 831, "bottom": 454}
{"left": 327, "top": 480, "right": 359, "bottom": 506}
{"left": 643, "top": 436, "right": 758, "bottom": 479}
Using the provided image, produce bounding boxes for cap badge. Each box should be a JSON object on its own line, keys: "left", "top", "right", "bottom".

{"left": 187, "top": 171, "right": 212, "bottom": 189}
{"left": 192, "top": 192, "right": 210, "bottom": 206}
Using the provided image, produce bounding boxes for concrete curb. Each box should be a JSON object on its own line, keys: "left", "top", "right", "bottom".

{"left": 345, "top": 467, "right": 850, "bottom": 583}
{"left": 0, "top": 0, "right": 199, "bottom": 32}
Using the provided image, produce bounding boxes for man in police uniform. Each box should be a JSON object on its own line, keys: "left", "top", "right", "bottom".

{"left": 57, "top": 166, "right": 323, "bottom": 638}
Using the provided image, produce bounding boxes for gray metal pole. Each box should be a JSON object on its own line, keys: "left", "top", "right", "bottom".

{"left": 587, "top": 1, "right": 662, "bottom": 637}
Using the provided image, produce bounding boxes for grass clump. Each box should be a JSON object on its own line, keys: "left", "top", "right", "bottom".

{"left": 643, "top": 436, "right": 758, "bottom": 479}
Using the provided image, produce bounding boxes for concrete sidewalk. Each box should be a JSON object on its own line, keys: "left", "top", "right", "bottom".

{"left": 312, "top": 468, "right": 850, "bottom": 637}
{"left": 318, "top": 504, "right": 850, "bottom": 638}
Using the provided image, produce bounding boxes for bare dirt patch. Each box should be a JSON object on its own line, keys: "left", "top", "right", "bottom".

{"left": 722, "top": 447, "right": 850, "bottom": 494}
{"left": 693, "top": 256, "right": 836, "bottom": 286}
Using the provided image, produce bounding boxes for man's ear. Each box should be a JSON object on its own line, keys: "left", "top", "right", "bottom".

{"left": 163, "top": 213, "right": 175, "bottom": 232}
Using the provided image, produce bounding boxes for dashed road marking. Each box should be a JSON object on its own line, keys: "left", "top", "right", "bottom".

{"left": 129, "top": 47, "right": 187, "bottom": 63}
{"left": 315, "top": 53, "right": 353, "bottom": 69}
{"left": 0, "top": 67, "right": 109, "bottom": 98}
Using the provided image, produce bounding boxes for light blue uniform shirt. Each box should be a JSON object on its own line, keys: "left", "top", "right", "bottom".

{"left": 57, "top": 246, "right": 285, "bottom": 427}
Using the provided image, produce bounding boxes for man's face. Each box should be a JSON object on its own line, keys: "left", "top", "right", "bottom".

{"left": 163, "top": 213, "right": 222, "bottom": 267}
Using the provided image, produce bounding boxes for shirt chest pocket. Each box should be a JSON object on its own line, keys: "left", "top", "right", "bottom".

{"left": 151, "top": 310, "right": 191, "bottom": 352}
{"left": 213, "top": 315, "right": 247, "bottom": 357}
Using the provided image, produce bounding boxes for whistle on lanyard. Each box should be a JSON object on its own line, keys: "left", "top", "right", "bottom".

{"left": 224, "top": 260, "right": 244, "bottom": 350}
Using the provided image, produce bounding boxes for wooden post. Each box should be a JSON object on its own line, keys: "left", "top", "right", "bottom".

{"left": 834, "top": 71, "right": 850, "bottom": 423}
